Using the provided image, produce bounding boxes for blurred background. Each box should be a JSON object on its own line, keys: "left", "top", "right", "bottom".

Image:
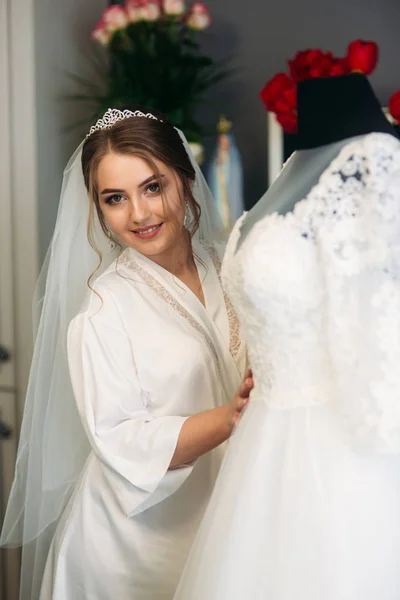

{"left": 33, "top": 0, "right": 400, "bottom": 259}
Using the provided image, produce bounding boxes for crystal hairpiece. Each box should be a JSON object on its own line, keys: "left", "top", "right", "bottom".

{"left": 86, "top": 108, "right": 160, "bottom": 138}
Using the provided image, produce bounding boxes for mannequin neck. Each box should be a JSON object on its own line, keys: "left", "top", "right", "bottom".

{"left": 296, "top": 73, "right": 397, "bottom": 150}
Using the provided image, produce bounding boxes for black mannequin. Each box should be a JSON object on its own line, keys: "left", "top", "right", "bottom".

{"left": 237, "top": 73, "right": 398, "bottom": 251}
{"left": 296, "top": 73, "right": 397, "bottom": 149}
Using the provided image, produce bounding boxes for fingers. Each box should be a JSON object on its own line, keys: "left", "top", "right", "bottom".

{"left": 241, "top": 369, "right": 253, "bottom": 391}
{"left": 237, "top": 396, "right": 249, "bottom": 409}
{"left": 233, "top": 397, "right": 250, "bottom": 426}
{"left": 232, "top": 368, "right": 254, "bottom": 427}
{"left": 238, "top": 376, "right": 254, "bottom": 398}
{"left": 244, "top": 368, "right": 253, "bottom": 380}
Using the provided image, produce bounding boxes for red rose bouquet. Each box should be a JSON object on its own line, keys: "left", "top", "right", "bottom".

{"left": 260, "top": 40, "right": 379, "bottom": 134}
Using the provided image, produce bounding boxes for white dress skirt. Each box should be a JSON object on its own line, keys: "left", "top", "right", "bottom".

{"left": 174, "top": 134, "right": 400, "bottom": 600}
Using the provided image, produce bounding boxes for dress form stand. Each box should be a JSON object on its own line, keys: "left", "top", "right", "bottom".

{"left": 237, "top": 73, "right": 398, "bottom": 251}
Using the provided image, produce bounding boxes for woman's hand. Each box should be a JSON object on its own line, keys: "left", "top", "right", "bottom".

{"left": 169, "top": 369, "right": 254, "bottom": 469}
{"left": 226, "top": 369, "right": 253, "bottom": 429}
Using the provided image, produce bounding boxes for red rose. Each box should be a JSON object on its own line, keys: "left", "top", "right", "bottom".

{"left": 260, "top": 73, "right": 296, "bottom": 112}
{"left": 288, "top": 49, "right": 337, "bottom": 82}
{"left": 309, "top": 51, "right": 335, "bottom": 78}
{"left": 288, "top": 50, "right": 318, "bottom": 82}
{"left": 389, "top": 90, "right": 400, "bottom": 123}
{"left": 329, "top": 57, "right": 349, "bottom": 77}
{"left": 276, "top": 112, "right": 297, "bottom": 134}
{"left": 274, "top": 86, "right": 297, "bottom": 114}
{"left": 347, "top": 40, "right": 378, "bottom": 75}
{"left": 260, "top": 73, "right": 298, "bottom": 133}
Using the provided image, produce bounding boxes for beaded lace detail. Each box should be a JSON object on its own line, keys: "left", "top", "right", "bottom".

{"left": 118, "top": 243, "right": 242, "bottom": 372}
{"left": 202, "top": 242, "right": 243, "bottom": 362}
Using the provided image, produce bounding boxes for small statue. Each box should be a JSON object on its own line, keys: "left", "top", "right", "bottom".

{"left": 207, "top": 115, "right": 244, "bottom": 233}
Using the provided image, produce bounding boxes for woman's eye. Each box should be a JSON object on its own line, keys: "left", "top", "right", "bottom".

{"left": 105, "top": 194, "right": 124, "bottom": 205}
{"left": 146, "top": 182, "right": 160, "bottom": 194}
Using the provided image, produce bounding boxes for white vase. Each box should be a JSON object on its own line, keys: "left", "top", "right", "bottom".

{"left": 267, "top": 112, "right": 284, "bottom": 186}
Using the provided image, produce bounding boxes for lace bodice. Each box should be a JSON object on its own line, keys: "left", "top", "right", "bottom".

{"left": 223, "top": 133, "right": 400, "bottom": 453}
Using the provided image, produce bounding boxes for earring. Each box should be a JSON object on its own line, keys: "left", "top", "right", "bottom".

{"left": 105, "top": 224, "right": 116, "bottom": 249}
{"left": 183, "top": 201, "right": 191, "bottom": 229}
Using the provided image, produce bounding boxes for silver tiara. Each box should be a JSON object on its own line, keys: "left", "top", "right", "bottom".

{"left": 86, "top": 108, "right": 160, "bottom": 138}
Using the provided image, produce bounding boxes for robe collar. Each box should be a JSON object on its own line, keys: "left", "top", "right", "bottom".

{"left": 118, "top": 239, "right": 243, "bottom": 399}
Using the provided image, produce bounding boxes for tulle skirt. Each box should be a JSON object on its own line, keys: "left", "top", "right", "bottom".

{"left": 174, "top": 397, "right": 400, "bottom": 600}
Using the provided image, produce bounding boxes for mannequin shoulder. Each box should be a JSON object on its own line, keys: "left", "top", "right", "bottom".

{"left": 363, "top": 133, "right": 400, "bottom": 178}
{"left": 345, "top": 133, "right": 400, "bottom": 178}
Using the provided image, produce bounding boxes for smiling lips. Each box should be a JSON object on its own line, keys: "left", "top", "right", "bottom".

{"left": 132, "top": 223, "right": 163, "bottom": 240}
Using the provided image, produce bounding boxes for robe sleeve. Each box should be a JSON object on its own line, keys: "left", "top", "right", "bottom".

{"left": 67, "top": 282, "right": 193, "bottom": 518}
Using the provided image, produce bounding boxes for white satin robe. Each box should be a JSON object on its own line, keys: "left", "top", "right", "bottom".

{"left": 39, "top": 240, "right": 245, "bottom": 600}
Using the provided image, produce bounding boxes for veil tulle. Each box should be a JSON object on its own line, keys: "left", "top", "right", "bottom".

{"left": 0, "top": 125, "right": 224, "bottom": 599}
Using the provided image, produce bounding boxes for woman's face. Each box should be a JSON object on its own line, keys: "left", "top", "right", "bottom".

{"left": 97, "top": 152, "right": 187, "bottom": 262}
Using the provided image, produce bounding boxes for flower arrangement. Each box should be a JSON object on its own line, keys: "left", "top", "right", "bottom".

{"left": 76, "top": 0, "right": 225, "bottom": 143}
{"left": 260, "top": 40, "right": 379, "bottom": 134}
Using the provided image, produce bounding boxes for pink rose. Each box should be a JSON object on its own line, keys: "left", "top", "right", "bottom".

{"left": 163, "top": 0, "right": 186, "bottom": 16}
{"left": 126, "top": 0, "right": 161, "bottom": 22}
{"left": 91, "top": 19, "right": 112, "bottom": 46}
{"left": 187, "top": 2, "right": 211, "bottom": 30}
{"left": 102, "top": 5, "right": 128, "bottom": 31}
{"left": 125, "top": 0, "right": 141, "bottom": 23}
{"left": 141, "top": 1, "right": 161, "bottom": 21}
{"left": 125, "top": 0, "right": 141, "bottom": 22}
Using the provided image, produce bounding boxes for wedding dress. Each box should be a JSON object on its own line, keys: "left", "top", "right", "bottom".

{"left": 174, "top": 132, "right": 400, "bottom": 600}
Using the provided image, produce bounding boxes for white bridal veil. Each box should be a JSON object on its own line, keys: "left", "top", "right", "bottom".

{"left": 0, "top": 116, "right": 224, "bottom": 599}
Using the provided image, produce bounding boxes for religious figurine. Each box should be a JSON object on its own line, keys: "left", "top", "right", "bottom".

{"left": 207, "top": 115, "right": 244, "bottom": 232}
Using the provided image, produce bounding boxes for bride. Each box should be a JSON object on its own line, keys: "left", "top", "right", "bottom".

{"left": 0, "top": 107, "right": 249, "bottom": 599}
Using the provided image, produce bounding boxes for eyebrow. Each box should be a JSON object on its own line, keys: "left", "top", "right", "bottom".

{"left": 100, "top": 174, "right": 165, "bottom": 195}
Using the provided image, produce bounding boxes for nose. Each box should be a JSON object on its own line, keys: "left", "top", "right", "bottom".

{"left": 130, "top": 195, "right": 152, "bottom": 225}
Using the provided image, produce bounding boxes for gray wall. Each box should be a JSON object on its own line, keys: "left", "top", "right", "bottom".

{"left": 201, "top": 0, "right": 400, "bottom": 206}
{"left": 35, "top": 0, "right": 107, "bottom": 261}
